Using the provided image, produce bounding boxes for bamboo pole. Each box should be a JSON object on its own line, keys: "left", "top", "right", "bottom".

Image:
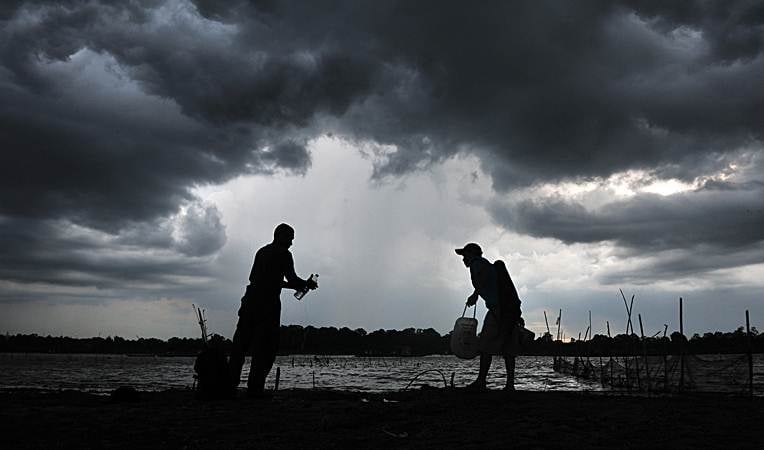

{"left": 746, "top": 310, "right": 753, "bottom": 397}
{"left": 620, "top": 289, "right": 635, "bottom": 335}
{"left": 633, "top": 317, "right": 641, "bottom": 392}
{"left": 606, "top": 321, "right": 613, "bottom": 387}
{"left": 628, "top": 295, "right": 635, "bottom": 335}
{"left": 544, "top": 311, "right": 551, "bottom": 335}
{"left": 639, "top": 314, "right": 650, "bottom": 394}
{"left": 679, "top": 297, "right": 684, "bottom": 393}
{"left": 274, "top": 367, "right": 280, "bottom": 392}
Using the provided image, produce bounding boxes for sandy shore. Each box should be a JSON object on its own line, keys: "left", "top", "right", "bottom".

{"left": 1, "top": 388, "right": 762, "bottom": 449}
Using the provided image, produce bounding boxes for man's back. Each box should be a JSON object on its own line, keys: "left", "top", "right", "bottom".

{"left": 470, "top": 256, "right": 499, "bottom": 310}
{"left": 248, "top": 243, "right": 294, "bottom": 297}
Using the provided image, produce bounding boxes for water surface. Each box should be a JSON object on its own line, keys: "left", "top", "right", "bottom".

{"left": 0, "top": 353, "right": 601, "bottom": 393}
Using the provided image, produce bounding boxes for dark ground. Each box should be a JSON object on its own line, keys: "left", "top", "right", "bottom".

{"left": 1, "top": 388, "right": 763, "bottom": 449}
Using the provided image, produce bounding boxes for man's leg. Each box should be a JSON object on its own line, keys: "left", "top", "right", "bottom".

{"left": 228, "top": 300, "right": 253, "bottom": 389}
{"left": 467, "top": 353, "right": 491, "bottom": 389}
{"left": 249, "top": 301, "right": 281, "bottom": 395}
{"left": 477, "top": 353, "right": 492, "bottom": 384}
{"left": 471, "top": 310, "right": 499, "bottom": 389}
{"left": 504, "top": 355, "right": 516, "bottom": 391}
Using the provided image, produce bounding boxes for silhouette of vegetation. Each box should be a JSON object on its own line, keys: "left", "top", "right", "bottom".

{"left": 1, "top": 326, "right": 761, "bottom": 356}
{"left": 0, "top": 326, "right": 449, "bottom": 356}
{"left": 525, "top": 326, "right": 763, "bottom": 356}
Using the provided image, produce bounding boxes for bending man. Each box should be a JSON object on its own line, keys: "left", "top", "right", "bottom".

{"left": 455, "top": 242, "right": 522, "bottom": 391}
{"left": 229, "top": 223, "right": 317, "bottom": 397}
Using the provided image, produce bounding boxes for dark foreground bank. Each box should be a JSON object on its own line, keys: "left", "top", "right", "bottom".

{"left": 1, "top": 388, "right": 762, "bottom": 449}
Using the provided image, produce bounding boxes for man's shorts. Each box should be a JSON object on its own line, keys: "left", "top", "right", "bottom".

{"left": 478, "top": 308, "right": 520, "bottom": 356}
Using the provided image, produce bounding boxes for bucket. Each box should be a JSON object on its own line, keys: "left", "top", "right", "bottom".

{"left": 450, "top": 305, "right": 479, "bottom": 359}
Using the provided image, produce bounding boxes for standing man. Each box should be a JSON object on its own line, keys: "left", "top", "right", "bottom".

{"left": 229, "top": 223, "right": 317, "bottom": 397}
{"left": 455, "top": 243, "right": 522, "bottom": 391}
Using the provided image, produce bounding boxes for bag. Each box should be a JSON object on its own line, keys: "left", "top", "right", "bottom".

{"left": 193, "top": 347, "right": 230, "bottom": 400}
{"left": 518, "top": 326, "right": 535, "bottom": 346}
{"left": 493, "top": 260, "right": 523, "bottom": 326}
{"left": 450, "top": 305, "right": 479, "bottom": 359}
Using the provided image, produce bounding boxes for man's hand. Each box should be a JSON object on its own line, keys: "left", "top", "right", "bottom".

{"left": 306, "top": 277, "right": 318, "bottom": 290}
{"left": 466, "top": 292, "right": 478, "bottom": 306}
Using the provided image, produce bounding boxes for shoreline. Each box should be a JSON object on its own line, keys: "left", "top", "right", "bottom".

{"left": 2, "top": 388, "right": 762, "bottom": 449}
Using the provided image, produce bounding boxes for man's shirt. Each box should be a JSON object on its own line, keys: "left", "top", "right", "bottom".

{"left": 470, "top": 256, "right": 499, "bottom": 311}
{"left": 248, "top": 243, "right": 299, "bottom": 298}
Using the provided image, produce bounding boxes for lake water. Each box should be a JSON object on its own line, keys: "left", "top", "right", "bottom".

{"left": 3, "top": 353, "right": 760, "bottom": 394}
{"left": 0, "top": 353, "right": 601, "bottom": 394}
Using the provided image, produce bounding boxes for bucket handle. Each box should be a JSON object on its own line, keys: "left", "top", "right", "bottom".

{"left": 462, "top": 303, "right": 477, "bottom": 319}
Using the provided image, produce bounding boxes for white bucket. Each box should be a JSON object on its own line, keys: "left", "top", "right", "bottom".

{"left": 450, "top": 306, "right": 479, "bottom": 359}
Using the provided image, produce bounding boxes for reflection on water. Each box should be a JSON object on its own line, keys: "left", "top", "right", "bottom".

{"left": 265, "top": 355, "right": 604, "bottom": 393}
{"left": 0, "top": 353, "right": 605, "bottom": 393}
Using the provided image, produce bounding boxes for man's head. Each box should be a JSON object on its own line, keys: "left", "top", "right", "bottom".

{"left": 273, "top": 223, "right": 295, "bottom": 249}
{"left": 455, "top": 243, "right": 482, "bottom": 267}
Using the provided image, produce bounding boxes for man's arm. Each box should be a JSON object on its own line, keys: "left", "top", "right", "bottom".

{"left": 466, "top": 289, "right": 479, "bottom": 306}
{"left": 467, "top": 260, "right": 491, "bottom": 304}
{"left": 281, "top": 252, "right": 307, "bottom": 291}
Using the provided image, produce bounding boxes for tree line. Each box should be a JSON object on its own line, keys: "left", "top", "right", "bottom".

{"left": 532, "top": 326, "right": 763, "bottom": 356}
{"left": 1, "top": 325, "right": 762, "bottom": 356}
{"left": 0, "top": 326, "right": 448, "bottom": 356}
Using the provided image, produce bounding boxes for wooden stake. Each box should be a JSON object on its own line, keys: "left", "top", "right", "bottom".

{"left": 620, "top": 289, "right": 635, "bottom": 335}
{"left": 629, "top": 295, "right": 635, "bottom": 335}
{"left": 747, "top": 310, "right": 753, "bottom": 397}
{"left": 639, "top": 314, "right": 650, "bottom": 394}
{"left": 544, "top": 311, "right": 551, "bottom": 335}
{"left": 274, "top": 367, "right": 280, "bottom": 392}
{"left": 679, "top": 297, "right": 684, "bottom": 392}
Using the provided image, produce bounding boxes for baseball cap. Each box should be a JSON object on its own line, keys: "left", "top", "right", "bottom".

{"left": 455, "top": 243, "right": 482, "bottom": 256}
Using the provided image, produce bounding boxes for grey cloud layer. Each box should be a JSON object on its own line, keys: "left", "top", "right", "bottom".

{"left": 492, "top": 181, "right": 764, "bottom": 251}
{"left": 1, "top": 0, "right": 763, "bottom": 290}
{"left": 490, "top": 178, "right": 764, "bottom": 281}
{"left": 0, "top": 201, "right": 225, "bottom": 291}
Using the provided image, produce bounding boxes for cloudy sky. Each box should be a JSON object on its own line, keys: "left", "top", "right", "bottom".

{"left": 2, "top": 0, "right": 763, "bottom": 340}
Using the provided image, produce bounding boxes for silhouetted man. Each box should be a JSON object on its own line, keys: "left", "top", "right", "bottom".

{"left": 229, "top": 223, "right": 317, "bottom": 397}
{"left": 455, "top": 243, "right": 521, "bottom": 391}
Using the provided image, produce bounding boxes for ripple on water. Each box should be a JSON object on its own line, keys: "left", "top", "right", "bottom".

{"left": 0, "top": 353, "right": 609, "bottom": 393}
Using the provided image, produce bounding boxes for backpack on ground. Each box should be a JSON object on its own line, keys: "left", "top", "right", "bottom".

{"left": 193, "top": 346, "right": 230, "bottom": 400}
{"left": 192, "top": 306, "right": 231, "bottom": 400}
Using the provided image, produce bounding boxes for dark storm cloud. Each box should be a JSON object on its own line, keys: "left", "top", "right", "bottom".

{"left": 0, "top": 201, "right": 225, "bottom": 290}
{"left": 491, "top": 180, "right": 764, "bottom": 251}
{"left": 597, "top": 242, "right": 764, "bottom": 285}
{"left": 261, "top": 140, "right": 312, "bottom": 174}
{"left": 1, "top": 0, "right": 763, "bottom": 290}
{"left": 489, "top": 178, "right": 764, "bottom": 279}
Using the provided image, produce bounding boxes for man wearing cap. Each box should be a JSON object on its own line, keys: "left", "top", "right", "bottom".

{"left": 228, "top": 223, "right": 318, "bottom": 397}
{"left": 455, "top": 242, "right": 519, "bottom": 391}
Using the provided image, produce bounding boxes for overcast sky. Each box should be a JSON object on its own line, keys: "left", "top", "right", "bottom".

{"left": 2, "top": 0, "right": 763, "bottom": 340}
